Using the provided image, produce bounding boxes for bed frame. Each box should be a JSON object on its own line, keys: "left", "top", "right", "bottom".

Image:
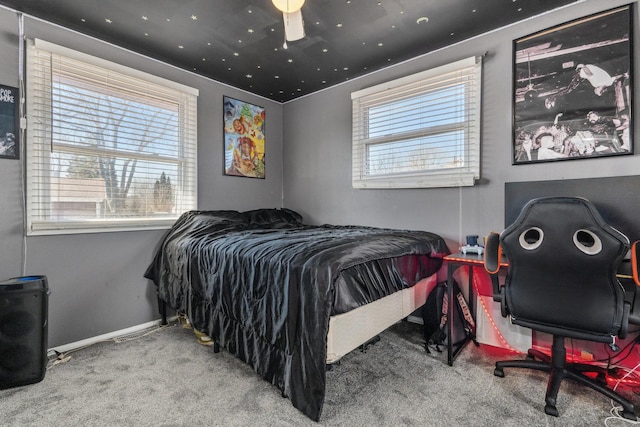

{"left": 157, "top": 273, "right": 437, "bottom": 364}
{"left": 326, "top": 274, "right": 436, "bottom": 363}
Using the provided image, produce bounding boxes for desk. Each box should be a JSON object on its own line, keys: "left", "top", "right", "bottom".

{"left": 444, "top": 252, "right": 508, "bottom": 366}
{"left": 444, "top": 253, "right": 635, "bottom": 366}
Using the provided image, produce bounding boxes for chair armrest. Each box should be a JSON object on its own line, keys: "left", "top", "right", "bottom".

{"left": 624, "top": 243, "right": 640, "bottom": 329}
{"left": 620, "top": 301, "right": 631, "bottom": 339}
{"left": 632, "top": 241, "right": 640, "bottom": 287}
{"left": 484, "top": 232, "right": 501, "bottom": 273}
{"left": 483, "top": 232, "right": 503, "bottom": 302}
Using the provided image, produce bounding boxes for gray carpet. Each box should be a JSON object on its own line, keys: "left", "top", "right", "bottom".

{"left": 0, "top": 321, "right": 636, "bottom": 426}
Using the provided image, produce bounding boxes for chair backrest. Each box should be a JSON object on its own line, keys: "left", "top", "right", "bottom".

{"left": 501, "top": 196, "right": 629, "bottom": 340}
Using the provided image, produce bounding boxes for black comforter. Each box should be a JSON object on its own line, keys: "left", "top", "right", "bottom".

{"left": 144, "top": 209, "right": 449, "bottom": 420}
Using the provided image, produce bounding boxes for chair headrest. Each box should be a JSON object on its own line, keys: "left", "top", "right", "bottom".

{"left": 502, "top": 196, "right": 629, "bottom": 266}
{"left": 500, "top": 196, "right": 630, "bottom": 338}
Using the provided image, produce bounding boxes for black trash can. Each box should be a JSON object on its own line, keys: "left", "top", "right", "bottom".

{"left": 0, "top": 276, "right": 49, "bottom": 389}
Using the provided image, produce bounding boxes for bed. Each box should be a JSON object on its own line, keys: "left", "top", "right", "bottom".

{"left": 144, "top": 208, "right": 449, "bottom": 420}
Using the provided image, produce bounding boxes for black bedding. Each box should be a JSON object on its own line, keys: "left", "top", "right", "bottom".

{"left": 144, "top": 209, "right": 449, "bottom": 420}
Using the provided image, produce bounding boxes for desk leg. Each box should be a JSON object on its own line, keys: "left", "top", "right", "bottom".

{"left": 447, "top": 262, "right": 477, "bottom": 366}
{"left": 447, "top": 262, "right": 455, "bottom": 366}
{"left": 468, "top": 266, "right": 475, "bottom": 325}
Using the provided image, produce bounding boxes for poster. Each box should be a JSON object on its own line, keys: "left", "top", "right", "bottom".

{"left": 0, "top": 84, "right": 18, "bottom": 159}
{"left": 223, "top": 96, "right": 265, "bottom": 178}
{"left": 512, "top": 6, "right": 633, "bottom": 164}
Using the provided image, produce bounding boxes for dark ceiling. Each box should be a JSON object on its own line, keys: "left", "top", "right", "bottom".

{"left": 0, "top": 0, "right": 579, "bottom": 102}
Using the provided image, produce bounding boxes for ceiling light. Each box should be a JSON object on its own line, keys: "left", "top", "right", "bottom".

{"left": 272, "top": 0, "right": 305, "bottom": 13}
{"left": 273, "top": 0, "right": 306, "bottom": 42}
{"left": 282, "top": 9, "right": 305, "bottom": 41}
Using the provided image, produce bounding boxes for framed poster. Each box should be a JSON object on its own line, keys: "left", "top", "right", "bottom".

{"left": 223, "top": 96, "right": 265, "bottom": 178}
{"left": 0, "top": 84, "right": 19, "bottom": 160}
{"left": 512, "top": 5, "right": 633, "bottom": 164}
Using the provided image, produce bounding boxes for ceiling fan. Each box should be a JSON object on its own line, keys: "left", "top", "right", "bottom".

{"left": 272, "top": 0, "right": 306, "bottom": 46}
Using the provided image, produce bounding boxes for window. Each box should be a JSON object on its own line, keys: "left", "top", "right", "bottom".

{"left": 351, "top": 56, "right": 482, "bottom": 189}
{"left": 26, "top": 39, "right": 198, "bottom": 234}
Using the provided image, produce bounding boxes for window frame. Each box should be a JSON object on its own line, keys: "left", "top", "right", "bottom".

{"left": 25, "top": 39, "right": 198, "bottom": 235}
{"left": 351, "top": 56, "right": 482, "bottom": 189}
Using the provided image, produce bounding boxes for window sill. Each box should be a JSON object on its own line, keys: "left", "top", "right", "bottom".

{"left": 353, "top": 172, "right": 478, "bottom": 189}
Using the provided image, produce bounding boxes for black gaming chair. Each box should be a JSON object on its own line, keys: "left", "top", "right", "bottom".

{"left": 484, "top": 196, "right": 639, "bottom": 420}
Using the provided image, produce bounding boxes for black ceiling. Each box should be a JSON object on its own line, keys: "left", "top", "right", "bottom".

{"left": 0, "top": 0, "right": 579, "bottom": 102}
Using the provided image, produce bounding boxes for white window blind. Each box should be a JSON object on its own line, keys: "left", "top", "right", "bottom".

{"left": 26, "top": 39, "right": 198, "bottom": 234}
{"left": 351, "top": 56, "right": 482, "bottom": 189}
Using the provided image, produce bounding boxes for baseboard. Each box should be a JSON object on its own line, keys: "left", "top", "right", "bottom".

{"left": 47, "top": 316, "right": 177, "bottom": 357}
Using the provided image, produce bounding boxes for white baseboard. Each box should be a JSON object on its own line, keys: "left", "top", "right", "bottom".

{"left": 48, "top": 316, "right": 177, "bottom": 357}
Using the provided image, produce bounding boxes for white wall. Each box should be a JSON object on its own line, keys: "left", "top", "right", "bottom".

{"left": 0, "top": 10, "right": 285, "bottom": 347}
{"left": 282, "top": 0, "right": 640, "bottom": 252}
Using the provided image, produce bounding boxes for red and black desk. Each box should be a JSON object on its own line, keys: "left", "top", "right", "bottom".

{"left": 444, "top": 252, "right": 508, "bottom": 366}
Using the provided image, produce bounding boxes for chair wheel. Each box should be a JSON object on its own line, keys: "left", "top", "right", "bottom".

{"left": 525, "top": 354, "right": 534, "bottom": 361}
{"left": 595, "top": 372, "right": 607, "bottom": 385}
{"left": 621, "top": 410, "right": 637, "bottom": 421}
{"left": 494, "top": 367, "right": 505, "bottom": 377}
{"left": 544, "top": 404, "right": 559, "bottom": 417}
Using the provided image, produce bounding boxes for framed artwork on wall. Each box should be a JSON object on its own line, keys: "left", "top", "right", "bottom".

{"left": 0, "top": 84, "right": 19, "bottom": 160}
{"left": 512, "top": 5, "right": 633, "bottom": 164}
{"left": 223, "top": 96, "right": 265, "bottom": 178}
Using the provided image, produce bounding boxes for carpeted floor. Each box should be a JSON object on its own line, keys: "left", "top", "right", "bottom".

{"left": 0, "top": 321, "right": 637, "bottom": 426}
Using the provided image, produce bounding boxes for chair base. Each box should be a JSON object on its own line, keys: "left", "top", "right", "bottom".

{"left": 493, "top": 335, "right": 637, "bottom": 420}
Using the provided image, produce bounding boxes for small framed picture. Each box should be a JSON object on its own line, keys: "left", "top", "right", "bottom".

{"left": 0, "top": 84, "right": 19, "bottom": 160}
{"left": 512, "top": 5, "right": 633, "bottom": 164}
{"left": 223, "top": 96, "right": 265, "bottom": 178}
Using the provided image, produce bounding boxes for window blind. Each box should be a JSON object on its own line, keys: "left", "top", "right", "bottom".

{"left": 26, "top": 39, "right": 198, "bottom": 234}
{"left": 352, "top": 56, "right": 482, "bottom": 189}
